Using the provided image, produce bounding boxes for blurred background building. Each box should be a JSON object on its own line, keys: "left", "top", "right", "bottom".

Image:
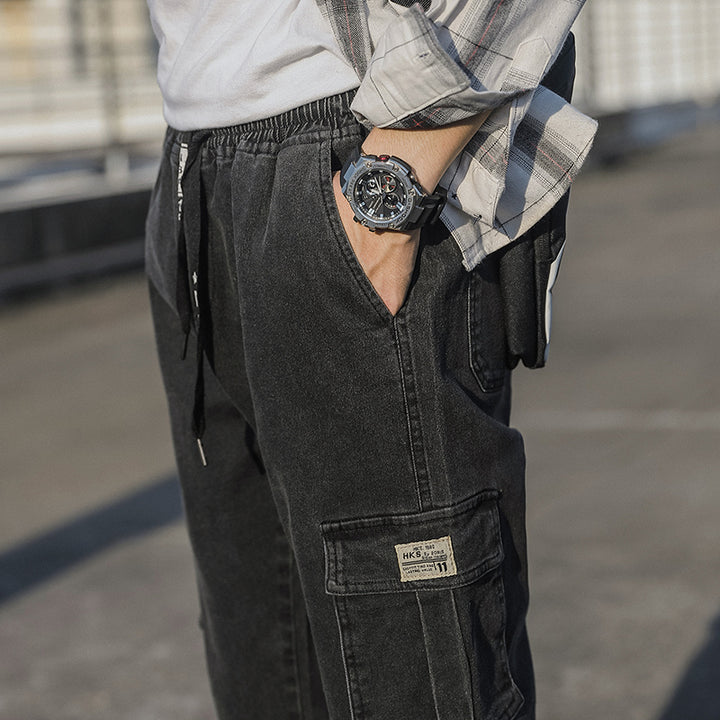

{"left": 1, "top": 0, "right": 719, "bottom": 300}
{"left": 0, "top": 0, "right": 160, "bottom": 157}
{"left": 574, "top": 0, "right": 720, "bottom": 112}
{"left": 0, "top": 0, "right": 163, "bottom": 299}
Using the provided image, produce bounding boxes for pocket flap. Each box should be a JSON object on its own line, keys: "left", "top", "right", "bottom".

{"left": 321, "top": 489, "right": 503, "bottom": 595}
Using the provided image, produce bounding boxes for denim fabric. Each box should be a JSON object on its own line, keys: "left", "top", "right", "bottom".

{"left": 147, "top": 92, "right": 534, "bottom": 720}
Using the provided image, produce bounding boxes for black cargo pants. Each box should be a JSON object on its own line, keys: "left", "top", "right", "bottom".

{"left": 144, "top": 77, "right": 571, "bottom": 717}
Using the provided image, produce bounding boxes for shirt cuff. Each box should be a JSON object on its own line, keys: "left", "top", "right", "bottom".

{"left": 350, "top": 5, "right": 473, "bottom": 128}
{"left": 440, "top": 85, "right": 599, "bottom": 270}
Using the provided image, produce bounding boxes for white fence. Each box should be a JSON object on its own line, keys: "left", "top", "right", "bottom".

{"left": 573, "top": 0, "right": 720, "bottom": 113}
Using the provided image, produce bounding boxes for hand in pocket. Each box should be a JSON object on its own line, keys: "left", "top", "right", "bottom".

{"left": 332, "top": 171, "right": 420, "bottom": 316}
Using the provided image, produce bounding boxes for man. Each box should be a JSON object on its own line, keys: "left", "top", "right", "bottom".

{"left": 145, "top": 1, "right": 597, "bottom": 718}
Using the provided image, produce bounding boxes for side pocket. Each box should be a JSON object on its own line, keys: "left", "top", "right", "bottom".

{"left": 316, "top": 135, "right": 395, "bottom": 321}
{"left": 321, "top": 491, "right": 524, "bottom": 720}
{"left": 468, "top": 254, "right": 509, "bottom": 393}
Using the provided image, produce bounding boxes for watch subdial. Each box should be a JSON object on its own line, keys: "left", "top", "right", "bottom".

{"left": 362, "top": 176, "right": 382, "bottom": 195}
{"left": 381, "top": 174, "right": 397, "bottom": 194}
{"left": 383, "top": 193, "right": 401, "bottom": 211}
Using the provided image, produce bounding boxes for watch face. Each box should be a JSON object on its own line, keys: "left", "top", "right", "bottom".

{"left": 348, "top": 160, "right": 415, "bottom": 229}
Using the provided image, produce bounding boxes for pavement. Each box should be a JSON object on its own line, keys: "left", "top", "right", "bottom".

{"left": 1, "top": 121, "right": 719, "bottom": 720}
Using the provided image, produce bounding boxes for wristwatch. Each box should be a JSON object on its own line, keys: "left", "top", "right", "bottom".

{"left": 340, "top": 148, "right": 446, "bottom": 232}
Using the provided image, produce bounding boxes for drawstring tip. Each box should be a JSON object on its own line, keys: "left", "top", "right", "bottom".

{"left": 196, "top": 437, "right": 208, "bottom": 467}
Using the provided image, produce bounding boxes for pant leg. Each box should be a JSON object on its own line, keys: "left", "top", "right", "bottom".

{"left": 230, "top": 130, "right": 534, "bottom": 719}
{"left": 149, "top": 282, "right": 329, "bottom": 720}
{"left": 146, "top": 126, "right": 331, "bottom": 720}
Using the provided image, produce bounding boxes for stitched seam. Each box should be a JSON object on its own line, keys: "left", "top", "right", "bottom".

{"left": 333, "top": 598, "right": 358, "bottom": 720}
{"left": 494, "top": 570, "right": 525, "bottom": 717}
{"left": 416, "top": 592, "right": 443, "bottom": 720}
{"left": 467, "top": 279, "right": 486, "bottom": 391}
{"left": 321, "top": 487, "right": 501, "bottom": 532}
{"left": 395, "top": 314, "right": 434, "bottom": 508}
{"left": 490, "top": 506, "right": 525, "bottom": 718}
{"left": 466, "top": 275, "right": 504, "bottom": 392}
{"left": 366, "top": 22, "right": 436, "bottom": 65}
{"left": 368, "top": 67, "right": 394, "bottom": 118}
{"left": 450, "top": 589, "right": 476, "bottom": 720}
{"left": 317, "top": 141, "right": 391, "bottom": 321}
{"left": 326, "top": 553, "right": 502, "bottom": 593}
{"left": 394, "top": 321, "right": 424, "bottom": 510}
{"left": 287, "top": 549, "right": 305, "bottom": 720}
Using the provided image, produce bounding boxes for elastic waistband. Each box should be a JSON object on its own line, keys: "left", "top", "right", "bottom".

{"left": 167, "top": 90, "right": 360, "bottom": 149}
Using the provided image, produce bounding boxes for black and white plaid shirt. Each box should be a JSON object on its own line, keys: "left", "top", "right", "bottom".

{"left": 317, "top": 0, "right": 598, "bottom": 269}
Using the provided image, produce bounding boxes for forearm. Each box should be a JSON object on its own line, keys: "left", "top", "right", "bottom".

{"left": 360, "top": 110, "right": 492, "bottom": 194}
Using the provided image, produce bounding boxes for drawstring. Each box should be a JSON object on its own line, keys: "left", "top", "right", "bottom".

{"left": 168, "top": 92, "right": 359, "bottom": 469}
{"left": 191, "top": 265, "right": 208, "bottom": 467}
{"left": 175, "top": 139, "right": 210, "bottom": 467}
{"left": 176, "top": 143, "right": 192, "bottom": 355}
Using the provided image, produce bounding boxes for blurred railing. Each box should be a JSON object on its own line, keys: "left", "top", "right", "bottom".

{"left": 0, "top": 0, "right": 163, "bottom": 174}
{"left": 573, "top": 0, "right": 720, "bottom": 114}
{"left": 0, "top": 0, "right": 163, "bottom": 296}
{"left": 1, "top": 0, "right": 719, "bottom": 180}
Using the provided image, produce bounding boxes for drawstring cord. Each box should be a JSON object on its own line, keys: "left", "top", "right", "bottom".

{"left": 175, "top": 139, "right": 209, "bottom": 467}
{"left": 167, "top": 95, "right": 360, "bottom": 469}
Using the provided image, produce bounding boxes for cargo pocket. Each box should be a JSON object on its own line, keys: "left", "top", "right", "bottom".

{"left": 321, "top": 490, "right": 524, "bottom": 720}
{"left": 468, "top": 254, "right": 509, "bottom": 393}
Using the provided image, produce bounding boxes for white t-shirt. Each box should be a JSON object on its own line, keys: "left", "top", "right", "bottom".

{"left": 147, "top": 0, "right": 360, "bottom": 130}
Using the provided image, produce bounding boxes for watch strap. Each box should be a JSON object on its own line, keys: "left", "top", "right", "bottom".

{"left": 405, "top": 185, "right": 446, "bottom": 230}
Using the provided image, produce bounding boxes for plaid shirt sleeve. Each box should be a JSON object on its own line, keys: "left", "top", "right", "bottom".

{"left": 319, "top": 0, "right": 598, "bottom": 269}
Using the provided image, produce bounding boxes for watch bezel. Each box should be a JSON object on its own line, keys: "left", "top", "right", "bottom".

{"left": 345, "top": 157, "right": 418, "bottom": 231}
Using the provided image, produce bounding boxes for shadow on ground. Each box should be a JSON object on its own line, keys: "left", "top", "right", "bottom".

{"left": 656, "top": 612, "right": 720, "bottom": 720}
{"left": 0, "top": 476, "right": 182, "bottom": 604}
{"left": 2, "top": 469, "right": 720, "bottom": 717}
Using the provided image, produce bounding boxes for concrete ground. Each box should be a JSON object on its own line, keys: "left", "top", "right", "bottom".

{"left": 1, "top": 122, "right": 719, "bottom": 720}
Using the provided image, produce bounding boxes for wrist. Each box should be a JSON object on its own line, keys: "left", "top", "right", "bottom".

{"left": 360, "top": 131, "right": 439, "bottom": 194}
{"left": 360, "top": 111, "right": 492, "bottom": 194}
